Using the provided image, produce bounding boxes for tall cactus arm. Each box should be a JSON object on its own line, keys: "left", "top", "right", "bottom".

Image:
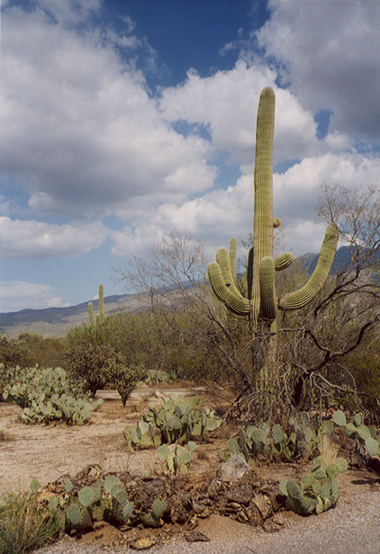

{"left": 207, "top": 261, "right": 251, "bottom": 316}
{"left": 88, "top": 302, "right": 95, "bottom": 327}
{"left": 278, "top": 223, "right": 339, "bottom": 311}
{"left": 252, "top": 87, "right": 275, "bottom": 323}
{"left": 259, "top": 257, "right": 277, "bottom": 321}
{"left": 98, "top": 283, "right": 104, "bottom": 322}
{"left": 229, "top": 237, "right": 238, "bottom": 287}
{"left": 215, "top": 247, "right": 245, "bottom": 299}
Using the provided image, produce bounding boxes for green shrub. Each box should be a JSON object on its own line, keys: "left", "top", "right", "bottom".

{"left": 65, "top": 343, "right": 116, "bottom": 396}
{"left": 65, "top": 342, "right": 145, "bottom": 406}
{"left": 104, "top": 358, "right": 146, "bottom": 407}
{"left": 0, "top": 336, "right": 31, "bottom": 370}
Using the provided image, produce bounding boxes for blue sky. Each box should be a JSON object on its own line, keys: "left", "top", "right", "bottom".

{"left": 1, "top": 0, "right": 380, "bottom": 313}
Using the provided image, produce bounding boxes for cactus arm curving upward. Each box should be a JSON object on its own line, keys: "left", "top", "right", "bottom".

{"left": 278, "top": 223, "right": 339, "bottom": 311}
{"left": 207, "top": 237, "right": 251, "bottom": 316}
{"left": 207, "top": 260, "right": 251, "bottom": 316}
{"left": 229, "top": 236, "right": 238, "bottom": 287}
{"left": 275, "top": 252, "right": 295, "bottom": 271}
{"left": 216, "top": 246, "right": 245, "bottom": 300}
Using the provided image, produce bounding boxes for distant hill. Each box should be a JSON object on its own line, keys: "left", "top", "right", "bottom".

{"left": 0, "top": 293, "right": 143, "bottom": 338}
{"left": 301, "top": 245, "right": 380, "bottom": 274}
{"left": 1, "top": 246, "right": 378, "bottom": 339}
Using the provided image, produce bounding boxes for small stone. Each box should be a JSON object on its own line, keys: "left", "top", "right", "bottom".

{"left": 271, "top": 512, "right": 285, "bottom": 526}
{"left": 250, "top": 493, "right": 273, "bottom": 520}
{"left": 130, "top": 537, "right": 156, "bottom": 550}
{"left": 216, "top": 454, "right": 253, "bottom": 482}
{"left": 185, "top": 530, "right": 210, "bottom": 542}
{"left": 263, "top": 512, "right": 285, "bottom": 533}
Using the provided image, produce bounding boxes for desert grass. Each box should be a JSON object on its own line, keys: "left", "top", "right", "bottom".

{"left": 0, "top": 482, "right": 63, "bottom": 554}
{"left": 319, "top": 433, "right": 339, "bottom": 466}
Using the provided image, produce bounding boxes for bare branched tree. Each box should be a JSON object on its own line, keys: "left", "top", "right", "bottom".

{"left": 273, "top": 183, "right": 380, "bottom": 419}
{"left": 114, "top": 232, "right": 255, "bottom": 400}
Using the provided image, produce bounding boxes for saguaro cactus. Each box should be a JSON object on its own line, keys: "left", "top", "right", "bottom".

{"left": 208, "top": 87, "right": 339, "bottom": 328}
{"left": 207, "top": 88, "right": 339, "bottom": 397}
{"left": 88, "top": 283, "right": 105, "bottom": 327}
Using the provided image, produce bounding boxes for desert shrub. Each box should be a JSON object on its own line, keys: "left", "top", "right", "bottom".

{"left": 145, "top": 369, "right": 173, "bottom": 385}
{"left": 0, "top": 334, "right": 67, "bottom": 376}
{"left": 104, "top": 357, "right": 146, "bottom": 407}
{"left": 65, "top": 343, "right": 116, "bottom": 396}
{"left": 340, "top": 335, "right": 380, "bottom": 414}
{"left": 16, "top": 333, "right": 67, "bottom": 370}
{"left": 0, "top": 336, "right": 32, "bottom": 369}
{"left": 66, "top": 312, "right": 160, "bottom": 368}
{"left": 65, "top": 343, "right": 145, "bottom": 406}
{"left": 0, "top": 480, "right": 63, "bottom": 554}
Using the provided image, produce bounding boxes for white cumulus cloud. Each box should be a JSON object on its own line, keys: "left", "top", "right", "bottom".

{"left": 0, "top": 3, "right": 216, "bottom": 218}
{"left": 0, "top": 218, "right": 109, "bottom": 259}
{"left": 257, "top": 0, "right": 380, "bottom": 142}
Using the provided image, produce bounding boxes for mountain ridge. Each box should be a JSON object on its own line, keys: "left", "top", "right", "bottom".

{"left": 1, "top": 246, "right": 377, "bottom": 338}
{"left": 0, "top": 293, "right": 140, "bottom": 338}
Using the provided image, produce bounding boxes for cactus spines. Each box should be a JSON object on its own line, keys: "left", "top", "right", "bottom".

{"left": 207, "top": 87, "right": 339, "bottom": 327}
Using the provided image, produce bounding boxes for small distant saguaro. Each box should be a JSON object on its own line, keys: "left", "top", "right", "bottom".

{"left": 88, "top": 283, "right": 104, "bottom": 327}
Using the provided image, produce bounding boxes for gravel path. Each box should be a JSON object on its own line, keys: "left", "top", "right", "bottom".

{"left": 37, "top": 488, "right": 380, "bottom": 554}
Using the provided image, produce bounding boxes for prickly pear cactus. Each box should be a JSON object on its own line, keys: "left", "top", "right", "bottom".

{"left": 333, "top": 409, "right": 380, "bottom": 460}
{"left": 142, "top": 498, "right": 167, "bottom": 527}
{"left": 157, "top": 441, "right": 197, "bottom": 474}
{"left": 124, "top": 394, "right": 221, "bottom": 450}
{"left": 279, "top": 455, "right": 348, "bottom": 515}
